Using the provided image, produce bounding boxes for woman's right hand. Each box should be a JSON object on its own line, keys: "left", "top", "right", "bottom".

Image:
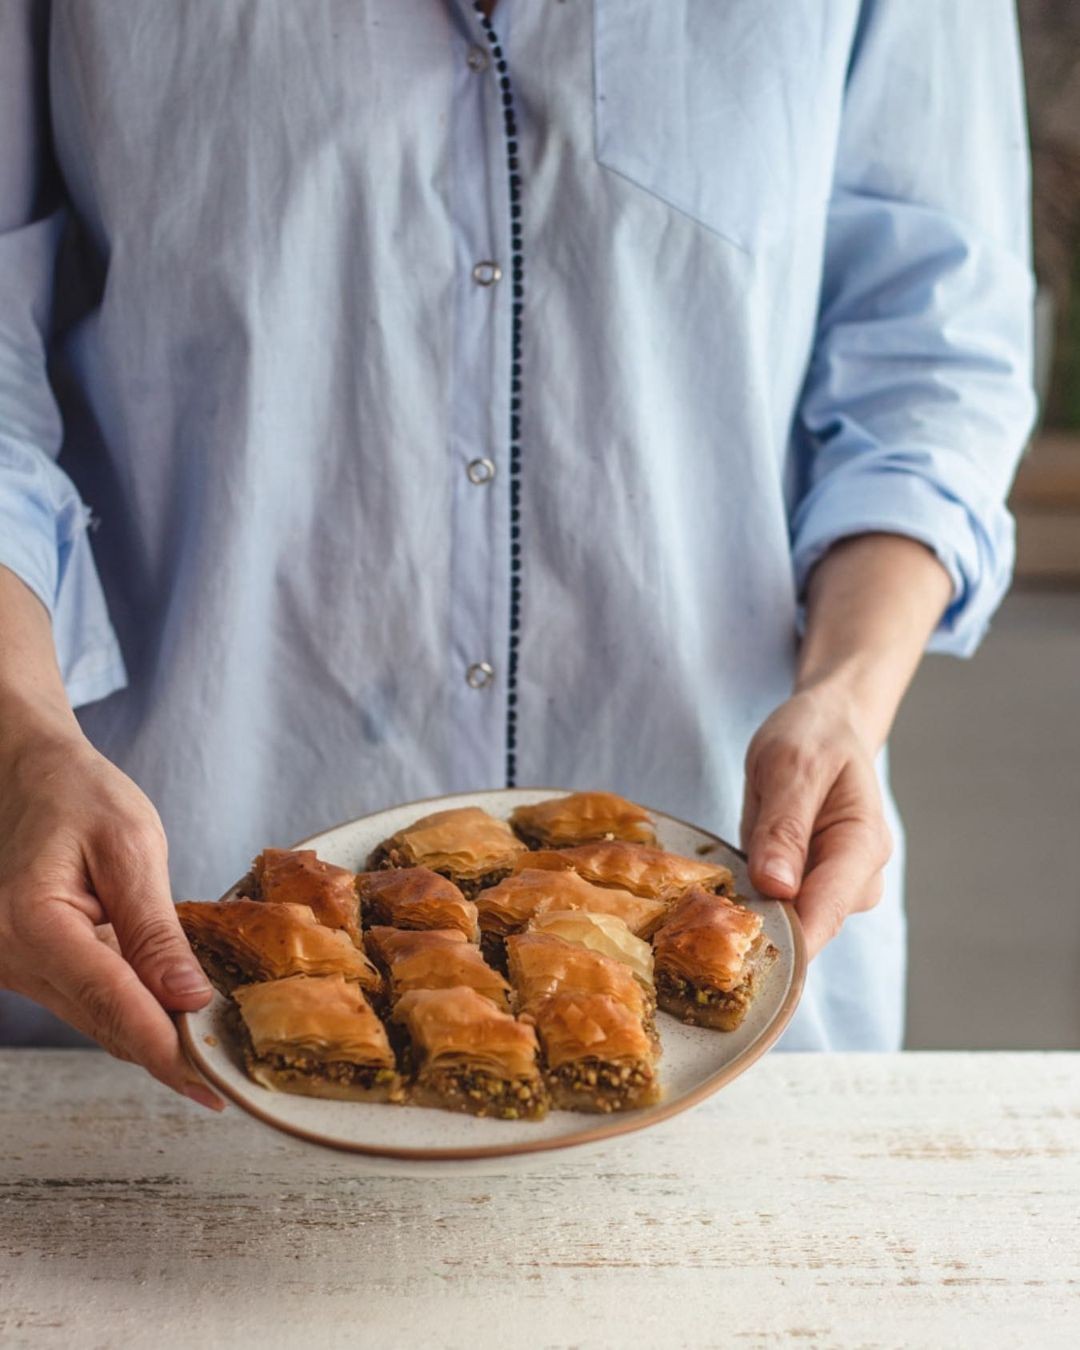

{"left": 0, "top": 723, "right": 224, "bottom": 1110}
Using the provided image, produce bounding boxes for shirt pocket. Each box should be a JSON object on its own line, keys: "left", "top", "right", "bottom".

{"left": 593, "top": 0, "right": 843, "bottom": 253}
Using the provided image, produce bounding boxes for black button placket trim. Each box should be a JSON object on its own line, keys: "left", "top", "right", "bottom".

{"left": 475, "top": 3, "right": 524, "bottom": 789}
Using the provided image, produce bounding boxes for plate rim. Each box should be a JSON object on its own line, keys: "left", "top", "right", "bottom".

{"left": 179, "top": 787, "right": 807, "bottom": 1160}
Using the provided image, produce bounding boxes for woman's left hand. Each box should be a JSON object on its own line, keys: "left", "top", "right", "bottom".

{"left": 741, "top": 687, "right": 893, "bottom": 958}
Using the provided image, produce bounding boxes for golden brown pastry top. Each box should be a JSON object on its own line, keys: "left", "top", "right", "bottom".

{"left": 355, "top": 867, "right": 480, "bottom": 941}
{"left": 652, "top": 886, "right": 765, "bottom": 991}
{"left": 252, "top": 848, "right": 361, "bottom": 942}
{"left": 176, "top": 899, "right": 380, "bottom": 991}
{"left": 366, "top": 927, "right": 511, "bottom": 1008}
{"left": 527, "top": 909, "right": 655, "bottom": 988}
{"left": 476, "top": 868, "right": 668, "bottom": 938}
{"left": 233, "top": 973, "right": 395, "bottom": 1065}
{"left": 506, "top": 932, "right": 649, "bottom": 1020}
{"left": 378, "top": 806, "right": 528, "bottom": 879}
{"left": 517, "top": 840, "right": 733, "bottom": 900}
{"left": 529, "top": 991, "right": 656, "bottom": 1070}
{"left": 510, "top": 791, "right": 656, "bottom": 847}
{"left": 392, "top": 986, "right": 540, "bottom": 1079}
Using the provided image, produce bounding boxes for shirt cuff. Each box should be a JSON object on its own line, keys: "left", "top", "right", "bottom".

{"left": 790, "top": 464, "right": 1015, "bottom": 659}
{"left": 0, "top": 483, "right": 127, "bottom": 710}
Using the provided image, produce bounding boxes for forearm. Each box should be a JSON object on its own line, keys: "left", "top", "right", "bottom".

{"left": 0, "top": 564, "right": 82, "bottom": 753}
{"left": 796, "top": 533, "right": 953, "bottom": 752}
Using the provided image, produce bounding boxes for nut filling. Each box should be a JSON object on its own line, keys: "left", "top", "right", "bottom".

{"left": 262, "top": 1053, "right": 397, "bottom": 1089}
{"left": 548, "top": 1059, "right": 657, "bottom": 1113}
{"left": 416, "top": 1068, "right": 546, "bottom": 1120}
{"left": 654, "top": 968, "right": 757, "bottom": 1031}
{"left": 187, "top": 942, "right": 249, "bottom": 993}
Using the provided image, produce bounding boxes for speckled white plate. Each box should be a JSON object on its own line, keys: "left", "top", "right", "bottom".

{"left": 179, "top": 789, "right": 805, "bottom": 1167}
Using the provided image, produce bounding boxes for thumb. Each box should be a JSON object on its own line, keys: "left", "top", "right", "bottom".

{"left": 746, "top": 773, "right": 826, "bottom": 899}
{"left": 88, "top": 820, "right": 212, "bottom": 1011}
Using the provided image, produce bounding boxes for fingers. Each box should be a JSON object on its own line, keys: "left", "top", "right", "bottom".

{"left": 743, "top": 716, "right": 891, "bottom": 955}
{"left": 86, "top": 817, "right": 212, "bottom": 1013}
{"left": 745, "top": 758, "right": 830, "bottom": 900}
{"left": 39, "top": 901, "right": 224, "bottom": 1109}
{"left": 796, "top": 822, "right": 890, "bottom": 958}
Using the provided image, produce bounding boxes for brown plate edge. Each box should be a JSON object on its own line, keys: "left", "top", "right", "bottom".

{"left": 179, "top": 788, "right": 808, "bottom": 1162}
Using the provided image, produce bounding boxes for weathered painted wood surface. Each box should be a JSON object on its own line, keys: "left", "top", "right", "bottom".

{"left": 1, "top": 1051, "right": 1078, "bottom": 1349}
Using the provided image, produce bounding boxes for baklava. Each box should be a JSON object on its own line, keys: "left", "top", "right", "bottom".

{"left": 366, "top": 927, "right": 512, "bottom": 1011}
{"left": 233, "top": 973, "right": 403, "bottom": 1102}
{"left": 652, "top": 886, "right": 777, "bottom": 1031}
{"left": 527, "top": 909, "right": 655, "bottom": 991}
{"left": 368, "top": 806, "right": 528, "bottom": 897}
{"left": 241, "top": 847, "right": 362, "bottom": 943}
{"left": 177, "top": 899, "right": 382, "bottom": 996}
{"left": 518, "top": 840, "right": 733, "bottom": 900}
{"left": 392, "top": 986, "right": 547, "bottom": 1119}
{"left": 528, "top": 991, "right": 661, "bottom": 1113}
{"left": 506, "top": 932, "right": 654, "bottom": 1028}
{"left": 475, "top": 867, "right": 668, "bottom": 968}
{"left": 510, "top": 791, "right": 656, "bottom": 849}
{"left": 355, "top": 866, "right": 480, "bottom": 941}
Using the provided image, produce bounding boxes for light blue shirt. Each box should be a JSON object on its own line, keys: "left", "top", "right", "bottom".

{"left": 0, "top": 1, "right": 1035, "bottom": 1050}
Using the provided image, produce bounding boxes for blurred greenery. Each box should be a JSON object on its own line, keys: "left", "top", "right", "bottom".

{"left": 1019, "top": 0, "right": 1080, "bottom": 429}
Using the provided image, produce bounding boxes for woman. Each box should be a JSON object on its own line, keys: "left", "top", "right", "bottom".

{"left": 0, "top": 1, "right": 1034, "bottom": 1108}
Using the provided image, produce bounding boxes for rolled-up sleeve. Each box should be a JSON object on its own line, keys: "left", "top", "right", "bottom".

{"left": 791, "top": 0, "right": 1037, "bottom": 657}
{"left": 0, "top": 1, "right": 125, "bottom": 706}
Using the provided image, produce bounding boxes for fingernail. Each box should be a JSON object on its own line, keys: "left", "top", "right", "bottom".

{"left": 183, "top": 1081, "right": 226, "bottom": 1112}
{"left": 761, "top": 857, "right": 797, "bottom": 890}
{"left": 162, "top": 964, "right": 211, "bottom": 998}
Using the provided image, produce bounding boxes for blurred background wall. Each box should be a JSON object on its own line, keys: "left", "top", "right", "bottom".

{"left": 894, "top": 0, "right": 1080, "bottom": 1049}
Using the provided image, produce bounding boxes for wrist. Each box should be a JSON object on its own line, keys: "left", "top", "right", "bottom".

{"left": 791, "top": 663, "right": 889, "bottom": 755}
{"left": 0, "top": 686, "right": 85, "bottom": 765}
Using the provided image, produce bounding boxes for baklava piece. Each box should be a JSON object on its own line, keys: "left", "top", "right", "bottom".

{"left": 652, "top": 886, "right": 777, "bottom": 1031}
{"left": 367, "top": 806, "right": 528, "bottom": 898}
{"left": 475, "top": 868, "right": 668, "bottom": 968}
{"left": 355, "top": 866, "right": 480, "bottom": 942}
{"left": 529, "top": 992, "right": 661, "bottom": 1113}
{"left": 506, "top": 932, "right": 655, "bottom": 1030}
{"left": 233, "top": 973, "right": 403, "bottom": 1102}
{"left": 176, "top": 899, "right": 381, "bottom": 997}
{"left": 510, "top": 791, "right": 656, "bottom": 849}
{"left": 366, "top": 927, "right": 512, "bottom": 1012}
{"left": 392, "top": 986, "right": 547, "bottom": 1120}
{"left": 240, "top": 847, "right": 362, "bottom": 944}
{"left": 527, "top": 909, "right": 655, "bottom": 991}
{"left": 517, "top": 840, "right": 733, "bottom": 901}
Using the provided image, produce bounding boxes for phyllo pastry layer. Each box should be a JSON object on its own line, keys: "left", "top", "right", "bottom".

{"left": 527, "top": 909, "right": 655, "bottom": 990}
{"left": 652, "top": 886, "right": 776, "bottom": 1031}
{"left": 517, "top": 841, "right": 733, "bottom": 901}
{"left": 510, "top": 791, "right": 656, "bottom": 849}
{"left": 506, "top": 932, "right": 653, "bottom": 1026}
{"left": 176, "top": 899, "right": 382, "bottom": 996}
{"left": 476, "top": 868, "right": 668, "bottom": 944}
{"left": 233, "top": 973, "right": 403, "bottom": 1102}
{"left": 529, "top": 992, "right": 661, "bottom": 1114}
{"left": 244, "top": 847, "right": 362, "bottom": 943}
{"left": 366, "top": 927, "right": 511, "bottom": 1011}
{"left": 355, "top": 866, "right": 480, "bottom": 942}
{"left": 368, "top": 806, "right": 528, "bottom": 896}
{"left": 392, "top": 986, "right": 547, "bottom": 1120}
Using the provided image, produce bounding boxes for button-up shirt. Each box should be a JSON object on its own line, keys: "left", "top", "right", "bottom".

{"left": 0, "top": 1, "right": 1034, "bottom": 1050}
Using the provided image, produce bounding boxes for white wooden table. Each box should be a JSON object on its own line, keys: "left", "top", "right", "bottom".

{"left": 1, "top": 1051, "right": 1078, "bottom": 1349}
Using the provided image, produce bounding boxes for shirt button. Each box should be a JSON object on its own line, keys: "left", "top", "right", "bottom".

{"left": 466, "top": 45, "right": 490, "bottom": 73}
{"left": 466, "top": 457, "right": 496, "bottom": 485}
{"left": 472, "top": 260, "right": 502, "bottom": 287}
{"left": 466, "top": 661, "right": 495, "bottom": 690}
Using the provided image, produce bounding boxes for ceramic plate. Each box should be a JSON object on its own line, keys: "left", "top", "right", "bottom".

{"left": 179, "top": 789, "right": 805, "bottom": 1164}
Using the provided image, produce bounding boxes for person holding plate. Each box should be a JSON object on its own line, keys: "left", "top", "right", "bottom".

{"left": 0, "top": 1, "right": 1034, "bottom": 1106}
